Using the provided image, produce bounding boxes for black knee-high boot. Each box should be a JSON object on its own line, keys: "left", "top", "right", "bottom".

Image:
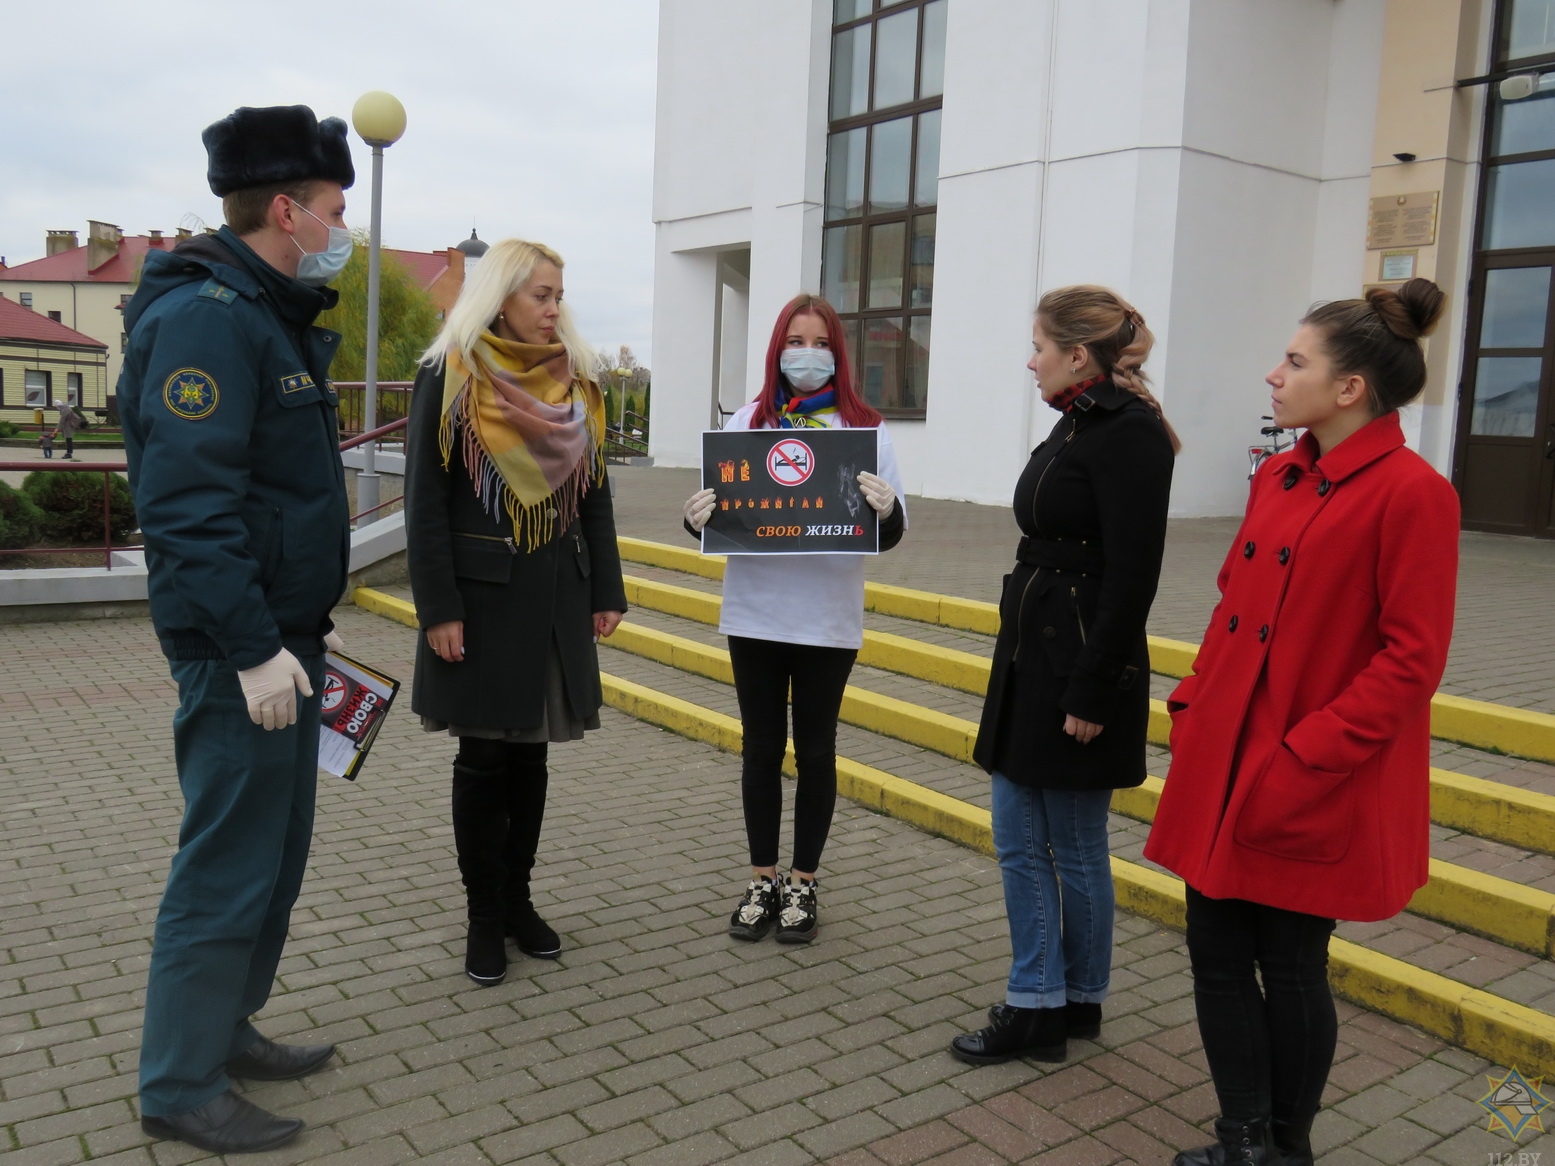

{"left": 451, "top": 761, "right": 509, "bottom": 985}
{"left": 501, "top": 745, "right": 559, "bottom": 958}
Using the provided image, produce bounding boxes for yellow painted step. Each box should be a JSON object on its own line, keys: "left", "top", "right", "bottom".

{"left": 348, "top": 584, "right": 1555, "bottom": 1074}
{"left": 1110, "top": 778, "right": 1555, "bottom": 958}
{"left": 593, "top": 666, "right": 1555, "bottom": 1079}
{"left": 619, "top": 574, "right": 1555, "bottom": 859}
{"left": 355, "top": 586, "right": 1555, "bottom": 957}
{"left": 617, "top": 535, "right": 1555, "bottom": 765}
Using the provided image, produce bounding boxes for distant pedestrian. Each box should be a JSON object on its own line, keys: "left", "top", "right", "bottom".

{"left": 681, "top": 293, "right": 907, "bottom": 946}
{"left": 1145, "top": 279, "right": 1459, "bottom": 1166}
{"left": 54, "top": 398, "right": 83, "bottom": 459}
{"left": 406, "top": 237, "right": 627, "bottom": 988}
{"left": 39, "top": 430, "right": 55, "bottom": 459}
{"left": 951, "top": 286, "right": 1177, "bottom": 1068}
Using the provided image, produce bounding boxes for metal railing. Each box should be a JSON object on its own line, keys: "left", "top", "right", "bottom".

{"left": 343, "top": 418, "right": 408, "bottom": 526}
{"left": 605, "top": 408, "right": 651, "bottom": 461}
{"left": 0, "top": 415, "right": 416, "bottom": 571}
{"left": 334, "top": 381, "right": 412, "bottom": 438}
{"left": 0, "top": 463, "right": 138, "bottom": 570}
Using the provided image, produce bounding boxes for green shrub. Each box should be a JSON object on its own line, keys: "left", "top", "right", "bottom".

{"left": 21, "top": 470, "right": 137, "bottom": 543}
{"left": 0, "top": 419, "right": 22, "bottom": 438}
{"left": 0, "top": 481, "right": 45, "bottom": 550}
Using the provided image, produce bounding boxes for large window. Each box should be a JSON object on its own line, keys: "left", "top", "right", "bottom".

{"left": 1453, "top": 0, "right": 1555, "bottom": 534}
{"left": 822, "top": 0, "right": 945, "bottom": 416}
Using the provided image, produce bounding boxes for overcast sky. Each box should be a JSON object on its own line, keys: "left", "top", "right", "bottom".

{"left": 0, "top": 0, "right": 659, "bottom": 363}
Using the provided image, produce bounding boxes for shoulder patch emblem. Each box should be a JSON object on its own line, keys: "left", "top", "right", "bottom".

{"left": 162, "top": 369, "right": 219, "bottom": 420}
{"left": 280, "top": 372, "right": 317, "bottom": 394}
{"left": 197, "top": 279, "right": 237, "bottom": 304}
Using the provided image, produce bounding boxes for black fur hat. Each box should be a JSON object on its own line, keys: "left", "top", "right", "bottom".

{"left": 202, "top": 105, "right": 355, "bottom": 197}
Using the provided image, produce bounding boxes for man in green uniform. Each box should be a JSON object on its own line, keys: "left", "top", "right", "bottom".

{"left": 121, "top": 105, "right": 356, "bottom": 1154}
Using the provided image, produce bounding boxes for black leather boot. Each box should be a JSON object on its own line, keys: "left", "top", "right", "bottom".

{"left": 501, "top": 746, "right": 560, "bottom": 959}
{"left": 1271, "top": 1118, "right": 1313, "bottom": 1165}
{"left": 452, "top": 762, "right": 509, "bottom": 985}
{"left": 949, "top": 1004, "right": 1066, "bottom": 1065}
{"left": 1173, "top": 1116, "right": 1283, "bottom": 1165}
{"left": 1065, "top": 1000, "right": 1102, "bottom": 1040}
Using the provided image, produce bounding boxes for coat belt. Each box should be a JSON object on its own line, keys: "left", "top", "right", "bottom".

{"left": 1015, "top": 536, "right": 1106, "bottom": 576}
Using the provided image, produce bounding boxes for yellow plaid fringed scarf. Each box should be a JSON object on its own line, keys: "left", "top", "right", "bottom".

{"left": 438, "top": 332, "right": 606, "bottom": 550}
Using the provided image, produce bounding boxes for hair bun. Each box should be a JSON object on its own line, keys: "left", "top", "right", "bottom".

{"left": 1365, "top": 278, "right": 1445, "bottom": 341}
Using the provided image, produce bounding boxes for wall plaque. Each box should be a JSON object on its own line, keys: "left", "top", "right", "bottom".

{"left": 1367, "top": 192, "right": 1439, "bottom": 249}
{"left": 1379, "top": 249, "right": 1417, "bottom": 281}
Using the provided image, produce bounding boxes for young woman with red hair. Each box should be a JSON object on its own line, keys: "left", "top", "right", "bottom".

{"left": 683, "top": 294, "right": 908, "bottom": 943}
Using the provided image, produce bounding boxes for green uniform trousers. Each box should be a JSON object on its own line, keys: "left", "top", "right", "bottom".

{"left": 138, "top": 652, "right": 325, "bottom": 1116}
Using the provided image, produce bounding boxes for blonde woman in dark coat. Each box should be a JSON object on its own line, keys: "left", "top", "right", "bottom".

{"left": 406, "top": 238, "right": 627, "bottom": 987}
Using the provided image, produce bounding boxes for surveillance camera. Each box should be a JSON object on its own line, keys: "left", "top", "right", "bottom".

{"left": 1500, "top": 74, "right": 1538, "bottom": 100}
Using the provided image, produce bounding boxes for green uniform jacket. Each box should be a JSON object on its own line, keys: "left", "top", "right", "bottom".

{"left": 405, "top": 360, "right": 628, "bottom": 731}
{"left": 119, "top": 228, "right": 350, "bottom": 669}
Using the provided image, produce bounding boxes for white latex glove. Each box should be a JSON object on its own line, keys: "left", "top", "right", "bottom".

{"left": 324, "top": 630, "right": 345, "bottom": 654}
{"left": 684, "top": 487, "right": 717, "bottom": 532}
{"left": 857, "top": 471, "right": 896, "bottom": 515}
{"left": 237, "top": 648, "right": 314, "bottom": 731}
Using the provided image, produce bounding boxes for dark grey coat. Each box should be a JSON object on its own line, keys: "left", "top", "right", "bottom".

{"left": 405, "top": 361, "right": 628, "bottom": 731}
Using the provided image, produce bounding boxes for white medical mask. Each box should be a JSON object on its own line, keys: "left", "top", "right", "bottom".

{"left": 291, "top": 203, "right": 353, "bottom": 286}
{"left": 779, "top": 348, "right": 836, "bottom": 393}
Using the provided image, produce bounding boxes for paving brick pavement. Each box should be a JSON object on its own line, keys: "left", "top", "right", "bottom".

{"left": 608, "top": 464, "right": 1555, "bottom": 714}
{"left": 3, "top": 602, "right": 1552, "bottom": 1163}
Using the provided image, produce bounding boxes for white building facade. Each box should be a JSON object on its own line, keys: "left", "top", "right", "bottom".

{"left": 651, "top": 0, "right": 1555, "bottom": 537}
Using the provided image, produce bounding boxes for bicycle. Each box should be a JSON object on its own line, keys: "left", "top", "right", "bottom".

{"left": 1247, "top": 415, "right": 1294, "bottom": 479}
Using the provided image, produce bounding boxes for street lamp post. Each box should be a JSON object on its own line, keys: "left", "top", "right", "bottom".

{"left": 350, "top": 90, "right": 407, "bottom": 527}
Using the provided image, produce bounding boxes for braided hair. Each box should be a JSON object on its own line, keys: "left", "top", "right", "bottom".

{"left": 1036, "top": 285, "right": 1181, "bottom": 453}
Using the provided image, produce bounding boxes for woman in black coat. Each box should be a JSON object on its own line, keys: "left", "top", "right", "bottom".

{"left": 406, "top": 237, "right": 626, "bottom": 987}
{"left": 951, "top": 285, "right": 1177, "bottom": 1066}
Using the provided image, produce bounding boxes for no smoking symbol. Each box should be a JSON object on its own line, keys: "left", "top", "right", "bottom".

{"left": 767, "top": 438, "right": 814, "bottom": 487}
{"left": 321, "top": 672, "right": 347, "bottom": 713}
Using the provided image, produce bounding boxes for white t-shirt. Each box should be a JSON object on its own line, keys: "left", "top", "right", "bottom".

{"left": 717, "top": 402, "right": 908, "bottom": 650}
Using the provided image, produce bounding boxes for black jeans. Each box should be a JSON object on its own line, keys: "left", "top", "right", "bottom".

{"left": 1185, "top": 886, "right": 1337, "bottom": 1132}
{"left": 727, "top": 635, "right": 857, "bottom": 872}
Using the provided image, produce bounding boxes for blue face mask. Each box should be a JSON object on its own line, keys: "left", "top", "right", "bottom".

{"left": 779, "top": 347, "right": 836, "bottom": 393}
{"left": 291, "top": 202, "right": 353, "bottom": 286}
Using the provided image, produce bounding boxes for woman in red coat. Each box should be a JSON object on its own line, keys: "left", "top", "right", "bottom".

{"left": 1144, "top": 279, "right": 1459, "bottom": 1166}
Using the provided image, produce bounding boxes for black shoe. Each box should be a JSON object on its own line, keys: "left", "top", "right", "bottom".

{"left": 465, "top": 919, "right": 507, "bottom": 985}
{"left": 1271, "top": 1119, "right": 1313, "bottom": 1166}
{"left": 225, "top": 1034, "right": 335, "bottom": 1081}
{"left": 950, "top": 1003, "right": 1066, "bottom": 1065}
{"left": 1065, "top": 1000, "right": 1102, "bottom": 1040}
{"left": 141, "top": 1090, "right": 303, "bottom": 1154}
{"left": 1173, "top": 1116, "right": 1282, "bottom": 1165}
{"left": 505, "top": 903, "right": 561, "bottom": 959}
{"left": 775, "top": 875, "right": 818, "bottom": 944}
{"left": 728, "top": 875, "right": 781, "bottom": 941}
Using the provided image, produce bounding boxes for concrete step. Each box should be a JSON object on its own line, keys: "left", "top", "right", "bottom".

{"left": 619, "top": 535, "right": 1555, "bottom": 766}
{"left": 353, "top": 570, "right": 1555, "bottom": 1074}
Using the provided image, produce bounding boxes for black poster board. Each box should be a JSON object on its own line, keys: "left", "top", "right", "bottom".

{"left": 701, "top": 428, "right": 879, "bottom": 555}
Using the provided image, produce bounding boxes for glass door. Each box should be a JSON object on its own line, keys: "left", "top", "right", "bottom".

{"left": 1453, "top": 0, "right": 1555, "bottom": 536}
{"left": 1455, "top": 258, "right": 1555, "bottom": 532}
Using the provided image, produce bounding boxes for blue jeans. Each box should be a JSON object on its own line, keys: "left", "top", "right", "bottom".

{"left": 139, "top": 653, "right": 324, "bottom": 1117}
{"left": 992, "top": 773, "right": 1115, "bottom": 1009}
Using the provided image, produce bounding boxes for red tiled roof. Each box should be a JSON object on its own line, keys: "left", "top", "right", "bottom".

{"left": 0, "top": 237, "right": 451, "bottom": 292}
{"left": 386, "top": 247, "right": 449, "bottom": 290}
{"left": 0, "top": 295, "right": 109, "bottom": 348}
{"left": 0, "top": 235, "right": 177, "bottom": 284}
